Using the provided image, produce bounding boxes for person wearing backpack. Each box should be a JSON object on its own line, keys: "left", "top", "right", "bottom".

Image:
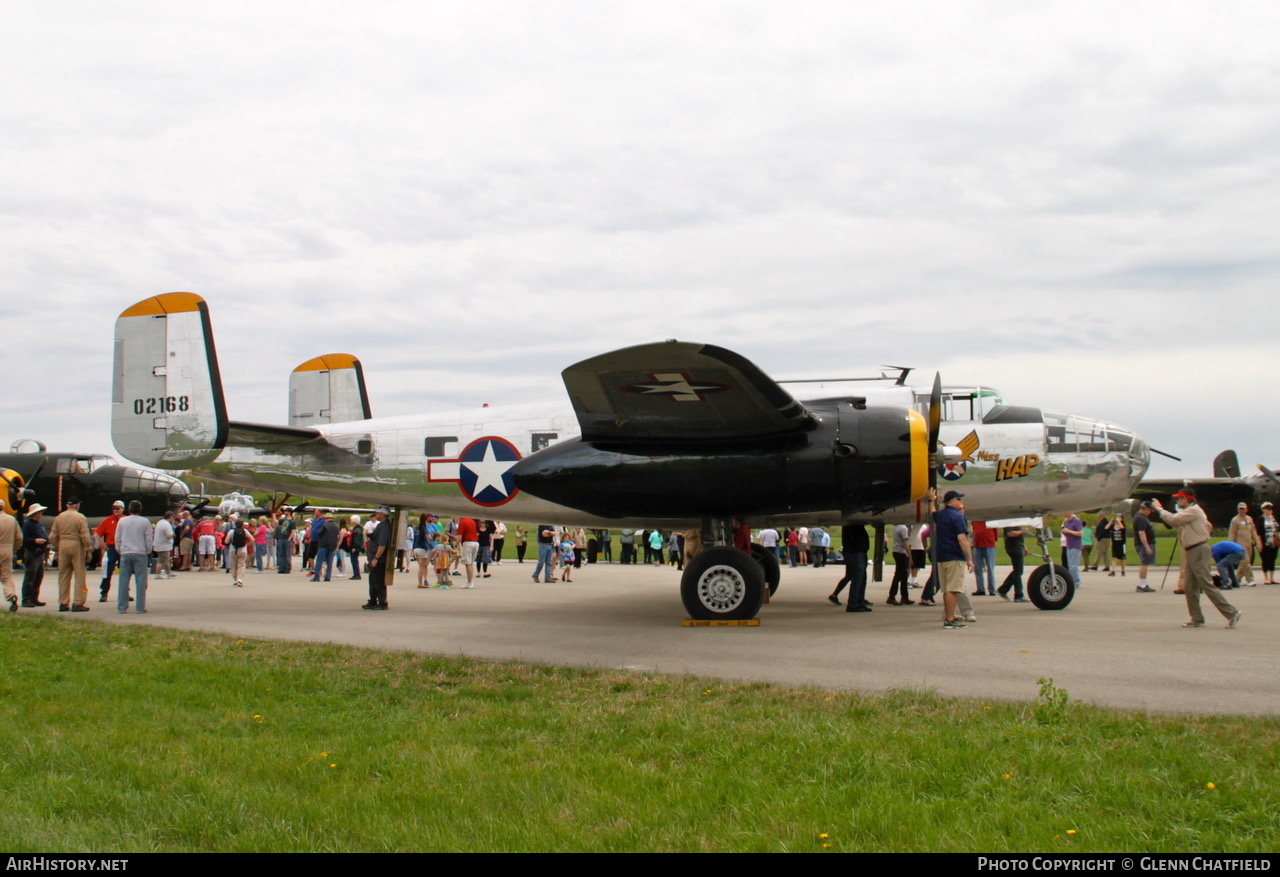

{"left": 229, "top": 515, "right": 250, "bottom": 587}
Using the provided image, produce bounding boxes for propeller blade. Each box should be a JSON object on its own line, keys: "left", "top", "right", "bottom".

{"left": 1256, "top": 464, "right": 1280, "bottom": 488}
{"left": 25, "top": 456, "right": 49, "bottom": 487}
{"left": 928, "top": 372, "right": 942, "bottom": 491}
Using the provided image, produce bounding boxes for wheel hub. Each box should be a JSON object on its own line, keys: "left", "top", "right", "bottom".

{"left": 697, "top": 564, "right": 746, "bottom": 612}
{"left": 1042, "top": 574, "right": 1068, "bottom": 601}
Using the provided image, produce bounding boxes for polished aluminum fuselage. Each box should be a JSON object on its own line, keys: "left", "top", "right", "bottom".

{"left": 194, "top": 383, "right": 1149, "bottom": 528}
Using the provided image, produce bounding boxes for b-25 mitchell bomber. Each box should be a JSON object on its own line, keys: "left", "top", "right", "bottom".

{"left": 111, "top": 293, "right": 1151, "bottom": 620}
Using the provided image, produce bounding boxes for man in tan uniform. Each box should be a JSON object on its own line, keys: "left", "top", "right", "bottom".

{"left": 0, "top": 508, "right": 21, "bottom": 612}
{"left": 49, "top": 497, "right": 92, "bottom": 612}
{"left": 1228, "top": 503, "right": 1263, "bottom": 587}
{"left": 1153, "top": 488, "right": 1240, "bottom": 629}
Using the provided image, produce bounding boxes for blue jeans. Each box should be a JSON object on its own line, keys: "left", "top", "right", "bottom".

{"left": 117, "top": 553, "right": 148, "bottom": 612}
{"left": 973, "top": 546, "right": 996, "bottom": 594}
{"left": 1065, "top": 547, "right": 1082, "bottom": 587}
{"left": 99, "top": 546, "right": 120, "bottom": 595}
{"left": 533, "top": 543, "right": 554, "bottom": 580}
{"left": 255, "top": 542, "right": 266, "bottom": 571}
{"left": 276, "top": 538, "right": 292, "bottom": 572}
{"left": 843, "top": 551, "right": 869, "bottom": 610}
{"left": 312, "top": 547, "right": 335, "bottom": 581}
{"left": 1217, "top": 551, "right": 1244, "bottom": 587}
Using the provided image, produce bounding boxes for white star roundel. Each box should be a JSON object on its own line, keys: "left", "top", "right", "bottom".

{"left": 426, "top": 436, "right": 523, "bottom": 507}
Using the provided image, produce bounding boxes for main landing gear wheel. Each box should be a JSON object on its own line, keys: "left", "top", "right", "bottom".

{"left": 1026, "top": 563, "right": 1075, "bottom": 610}
{"left": 750, "top": 543, "right": 781, "bottom": 596}
{"left": 681, "top": 547, "right": 766, "bottom": 621}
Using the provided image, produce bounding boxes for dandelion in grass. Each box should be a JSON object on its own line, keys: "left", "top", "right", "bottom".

{"left": 1066, "top": 830, "right": 1077, "bottom": 835}
{"left": 1207, "top": 782, "right": 1216, "bottom": 790}
{"left": 1003, "top": 774, "right": 1013, "bottom": 780}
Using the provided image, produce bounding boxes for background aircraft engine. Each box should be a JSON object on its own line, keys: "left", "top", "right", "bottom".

{"left": 1, "top": 470, "right": 28, "bottom": 516}
{"left": 511, "top": 403, "right": 927, "bottom": 521}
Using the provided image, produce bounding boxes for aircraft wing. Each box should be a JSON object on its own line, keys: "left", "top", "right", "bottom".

{"left": 1134, "top": 477, "right": 1253, "bottom": 499}
{"left": 228, "top": 421, "right": 325, "bottom": 448}
{"left": 561, "top": 341, "right": 813, "bottom": 441}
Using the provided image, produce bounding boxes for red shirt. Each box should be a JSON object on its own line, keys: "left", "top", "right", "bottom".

{"left": 457, "top": 517, "right": 478, "bottom": 541}
{"left": 972, "top": 520, "right": 998, "bottom": 549}
{"left": 95, "top": 512, "right": 123, "bottom": 546}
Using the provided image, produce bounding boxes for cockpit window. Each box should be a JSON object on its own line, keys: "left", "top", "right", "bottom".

{"left": 931, "top": 388, "right": 1004, "bottom": 422}
{"left": 56, "top": 455, "right": 118, "bottom": 475}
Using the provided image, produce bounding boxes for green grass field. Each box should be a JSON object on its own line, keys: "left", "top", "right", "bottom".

{"left": 6, "top": 615, "right": 1277, "bottom": 853}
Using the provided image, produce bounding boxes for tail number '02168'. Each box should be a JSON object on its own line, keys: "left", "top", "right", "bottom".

{"left": 133, "top": 396, "right": 190, "bottom": 415}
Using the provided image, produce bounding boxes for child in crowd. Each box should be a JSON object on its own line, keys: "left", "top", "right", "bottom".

{"left": 430, "top": 537, "right": 455, "bottom": 588}
{"left": 559, "top": 536, "right": 576, "bottom": 582}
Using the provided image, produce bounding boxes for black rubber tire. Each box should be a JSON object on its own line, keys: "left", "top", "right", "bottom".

{"left": 681, "top": 547, "right": 766, "bottom": 620}
{"left": 1026, "top": 563, "right": 1075, "bottom": 610}
{"left": 750, "top": 543, "right": 782, "bottom": 596}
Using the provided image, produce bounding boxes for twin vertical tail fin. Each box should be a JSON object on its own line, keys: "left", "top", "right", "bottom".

{"left": 111, "top": 293, "right": 228, "bottom": 469}
{"left": 288, "top": 354, "right": 372, "bottom": 426}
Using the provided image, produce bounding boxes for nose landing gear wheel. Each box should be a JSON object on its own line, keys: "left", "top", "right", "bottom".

{"left": 1026, "top": 563, "right": 1075, "bottom": 610}
{"left": 681, "top": 547, "right": 766, "bottom": 620}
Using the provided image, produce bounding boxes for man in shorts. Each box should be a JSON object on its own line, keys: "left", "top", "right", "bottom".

{"left": 933, "top": 489, "right": 974, "bottom": 629}
{"left": 456, "top": 516, "right": 479, "bottom": 588}
{"left": 1133, "top": 502, "right": 1157, "bottom": 592}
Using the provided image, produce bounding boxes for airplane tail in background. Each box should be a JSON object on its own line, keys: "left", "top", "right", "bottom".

{"left": 112, "top": 292, "right": 228, "bottom": 469}
{"left": 289, "top": 354, "right": 372, "bottom": 426}
{"left": 1213, "top": 449, "right": 1241, "bottom": 479}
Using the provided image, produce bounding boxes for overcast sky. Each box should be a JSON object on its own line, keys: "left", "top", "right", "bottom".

{"left": 4, "top": 1, "right": 1277, "bottom": 482}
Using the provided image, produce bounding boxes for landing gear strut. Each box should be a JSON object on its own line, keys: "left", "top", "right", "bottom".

{"left": 1026, "top": 524, "right": 1074, "bottom": 610}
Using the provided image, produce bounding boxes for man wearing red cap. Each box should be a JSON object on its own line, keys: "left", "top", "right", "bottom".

{"left": 1152, "top": 488, "right": 1241, "bottom": 629}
